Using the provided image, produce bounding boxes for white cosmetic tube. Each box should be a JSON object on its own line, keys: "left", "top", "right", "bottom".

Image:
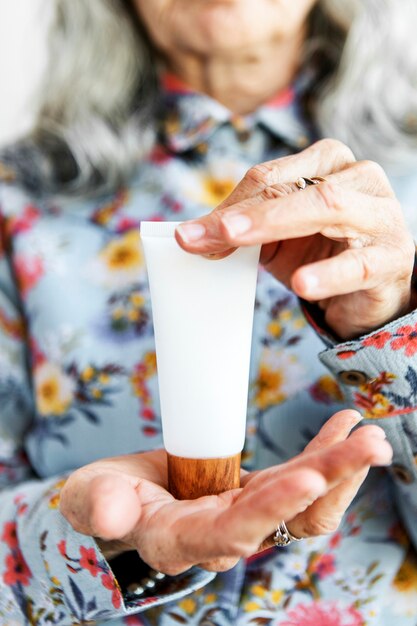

{"left": 140, "top": 221, "right": 260, "bottom": 499}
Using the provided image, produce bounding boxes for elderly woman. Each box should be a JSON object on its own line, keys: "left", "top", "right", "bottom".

{"left": 1, "top": 0, "right": 417, "bottom": 624}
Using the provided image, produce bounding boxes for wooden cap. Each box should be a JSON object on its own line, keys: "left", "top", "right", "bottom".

{"left": 167, "top": 452, "right": 241, "bottom": 500}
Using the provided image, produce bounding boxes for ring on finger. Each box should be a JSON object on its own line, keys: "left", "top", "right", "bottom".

{"left": 273, "top": 520, "right": 305, "bottom": 548}
{"left": 296, "top": 176, "right": 327, "bottom": 190}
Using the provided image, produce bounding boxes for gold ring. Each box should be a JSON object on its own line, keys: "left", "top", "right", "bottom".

{"left": 296, "top": 176, "right": 327, "bottom": 190}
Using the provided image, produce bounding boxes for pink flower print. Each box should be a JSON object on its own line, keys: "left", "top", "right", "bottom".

{"left": 79, "top": 546, "right": 101, "bottom": 577}
{"left": 336, "top": 350, "right": 357, "bottom": 360}
{"left": 116, "top": 217, "right": 140, "bottom": 234}
{"left": 13, "top": 254, "right": 44, "bottom": 296}
{"left": 1, "top": 522, "right": 18, "bottom": 550}
{"left": 57, "top": 540, "right": 67, "bottom": 557}
{"left": 29, "top": 337, "right": 47, "bottom": 368}
{"left": 329, "top": 531, "right": 342, "bottom": 549}
{"left": 362, "top": 331, "right": 392, "bottom": 349}
{"left": 3, "top": 550, "right": 32, "bottom": 587}
{"left": 310, "top": 553, "right": 336, "bottom": 579}
{"left": 102, "top": 572, "right": 122, "bottom": 609}
{"left": 391, "top": 323, "right": 417, "bottom": 356}
{"left": 7, "top": 204, "right": 40, "bottom": 236}
{"left": 141, "top": 407, "right": 155, "bottom": 420}
{"left": 125, "top": 617, "right": 146, "bottom": 625}
{"left": 282, "top": 600, "right": 364, "bottom": 626}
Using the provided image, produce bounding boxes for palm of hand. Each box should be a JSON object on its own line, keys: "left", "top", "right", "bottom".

{"left": 60, "top": 411, "right": 391, "bottom": 575}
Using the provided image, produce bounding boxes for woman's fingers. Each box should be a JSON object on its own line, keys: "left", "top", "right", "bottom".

{"left": 215, "top": 138, "right": 356, "bottom": 208}
{"left": 288, "top": 468, "right": 369, "bottom": 539}
{"left": 139, "top": 428, "right": 392, "bottom": 574}
{"left": 291, "top": 244, "right": 413, "bottom": 302}
{"left": 176, "top": 184, "right": 399, "bottom": 256}
{"left": 167, "top": 468, "right": 328, "bottom": 567}
{"left": 60, "top": 472, "right": 143, "bottom": 541}
{"left": 303, "top": 409, "right": 362, "bottom": 452}
{"left": 175, "top": 138, "right": 356, "bottom": 254}
{"left": 287, "top": 426, "right": 389, "bottom": 539}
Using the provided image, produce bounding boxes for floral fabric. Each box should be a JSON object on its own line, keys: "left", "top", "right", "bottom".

{"left": 1, "top": 75, "right": 417, "bottom": 625}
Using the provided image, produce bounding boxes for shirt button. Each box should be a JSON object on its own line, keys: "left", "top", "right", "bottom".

{"left": 391, "top": 464, "right": 414, "bottom": 484}
{"left": 337, "top": 370, "right": 369, "bottom": 386}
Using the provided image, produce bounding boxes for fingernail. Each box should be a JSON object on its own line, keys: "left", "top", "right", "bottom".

{"left": 222, "top": 213, "right": 252, "bottom": 237}
{"left": 177, "top": 222, "right": 206, "bottom": 243}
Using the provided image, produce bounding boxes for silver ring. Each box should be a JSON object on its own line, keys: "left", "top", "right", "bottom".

{"left": 273, "top": 521, "right": 305, "bottom": 547}
{"left": 296, "top": 176, "right": 327, "bottom": 190}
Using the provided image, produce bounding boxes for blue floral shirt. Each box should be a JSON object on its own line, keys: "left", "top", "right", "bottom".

{"left": 1, "top": 74, "right": 417, "bottom": 625}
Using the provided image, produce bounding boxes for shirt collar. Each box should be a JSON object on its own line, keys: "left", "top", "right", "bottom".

{"left": 158, "top": 72, "right": 314, "bottom": 152}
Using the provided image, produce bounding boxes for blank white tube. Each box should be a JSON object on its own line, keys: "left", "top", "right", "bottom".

{"left": 141, "top": 221, "right": 260, "bottom": 459}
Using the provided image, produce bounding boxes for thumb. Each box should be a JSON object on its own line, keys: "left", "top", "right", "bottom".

{"left": 60, "top": 472, "right": 141, "bottom": 541}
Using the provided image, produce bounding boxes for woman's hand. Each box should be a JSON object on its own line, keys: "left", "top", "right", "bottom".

{"left": 175, "top": 139, "right": 415, "bottom": 339}
{"left": 60, "top": 410, "right": 392, "bottom": 575}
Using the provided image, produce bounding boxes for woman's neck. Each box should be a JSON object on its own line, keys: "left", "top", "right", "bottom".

{"left": 164, "top": 30, "right": 305, "bottom": 115}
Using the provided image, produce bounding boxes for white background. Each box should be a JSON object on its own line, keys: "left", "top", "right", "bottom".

{"left": 0, "top": 1, "right": 52, "bottom": 146}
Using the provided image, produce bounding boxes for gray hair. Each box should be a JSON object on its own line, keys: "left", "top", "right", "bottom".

{"left": 318, "top": 0, "right": 417, "bottom": 173}
{"left": 3, "top": 0, "right": 417, "bottom": 197}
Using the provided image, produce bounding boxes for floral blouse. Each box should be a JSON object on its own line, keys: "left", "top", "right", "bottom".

{"left": 1, "top": 73, "right": 417, "bottom": 626}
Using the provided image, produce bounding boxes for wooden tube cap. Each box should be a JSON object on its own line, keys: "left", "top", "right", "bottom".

{"left": 167, "top": 452, "right": 241, "bottom": 500}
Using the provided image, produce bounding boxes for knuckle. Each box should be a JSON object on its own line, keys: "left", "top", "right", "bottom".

{"left": 261, "top": 182, "right": 293, "bottom": 201}
{"left": 359, "top": 160, "right": 392, "bottom": 195}
{"left": 315, "top": 138, "right": 355, "bottom": 163}
{"left": 356, "top": 251, "right": 374, "bottom": 283}
{"left": 302, "top": 516, "right": 341, "bottom": 537}
{"left": 312, "top": 431, "right": 338, "bottom": 450}
{"left": 245, "top": 162, "right": 277, "bottom": 188}
{"left": 360, "top": 159, "right": 386, "bottom": 182}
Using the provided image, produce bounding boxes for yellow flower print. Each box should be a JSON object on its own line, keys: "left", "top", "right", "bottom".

{"left": 293, "top": 317, "right": 307, "bottom": 330}
{"left": 81, "top": 366, "right": 95, "bottom": 382}
{"left": 267, "top": 320, "right": 283, "bottom": 338}
{"left": 251, "top": 585, "right": 267, "bottom": 598}
{"left": 48, "top": 478, "right": 67, "bottom": 509}
{"left": 280, "top": 309, "right": 292, "bottom": 322}
{"left": 201, "top": 175, "right": 236, "bottom": 205}
{"left": 143, "top": 351, "right": 157, "bottom": 375}
{"left": 393, "top": 555, "right": 417, "bottom": 593}
{"left": 244, "top": 601, "right": 262, "bottom": 612}
{"left": 271, "top": 589, "right": 284, "bottom": 603}
{"left": 35, "top": 363, "right": 75, "bottom": 417}
{"left": 354, "top": 372, "right": 396, "bottom": 419}
{"left": 129, "top": 292, "right": 145, "bottom": 307}
{"left": 49, "top": 493, "right": 60, "bottom": 509}
{"left": 89, "top": 231, "right": 145, "bottom": 288}
{"left": 244, "top": 584, "right": 284, "bottom": 612}
{"left": 178, "top": 597, "right": 197, "bottom": 615}
{"left": 388, "top": 551, "right": 417, "bottom": 616}
{"left": 254, "top": 363, "right": 286, "bottom": 409}
{"left": 100, "top": 231, "right": 143, "bottom": 272}
{"left": 310, "top": 375, "right": 344, "bottom": 404}
{"left": 204, "top": 593, "right": 217, "bottom": 604}
{"left": 91, "top": 189, "right": 129, "bottom": 226}
{"left": 252, "top": 349, "right": 306, "bottom": 410}
{"left": 362, "top": 393, "right": 393, "bottom": 419}
{"left": 267, "top": 305, "right": 306, "bottom": 341}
